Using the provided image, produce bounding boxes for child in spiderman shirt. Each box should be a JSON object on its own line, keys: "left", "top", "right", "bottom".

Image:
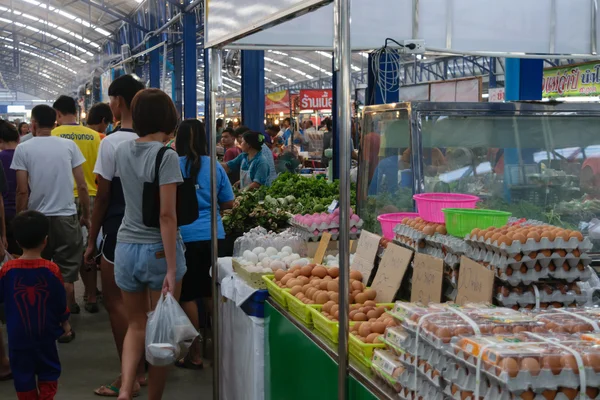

{"left": 0, "top": 211, "right": 70, "bottom": 400}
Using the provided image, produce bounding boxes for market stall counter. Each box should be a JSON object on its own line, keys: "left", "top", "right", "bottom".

{"left": 265, "top": 299, "right": 397, "bottom": 400}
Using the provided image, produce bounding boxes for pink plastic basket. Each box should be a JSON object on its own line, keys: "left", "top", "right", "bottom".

{"left": 413, "top": 193, "right": 480, "bottom": 223}
{"left": 377, "top": 212, "right": 419, "bottom": 240}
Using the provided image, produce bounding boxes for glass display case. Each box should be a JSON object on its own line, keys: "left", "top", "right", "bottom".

{"left": 358, "top": 101, "right": 600, "bottom": 253}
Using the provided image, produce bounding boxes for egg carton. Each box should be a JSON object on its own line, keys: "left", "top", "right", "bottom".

{"left": 465, "top": 234, "right": 593, "bottom": 257}
{"left": 396, "top": 355, "right": 445, "bottom": 388}
{"left": 495, "top": 287, "right": 586, "bottom": 308}
{"left": 488, "top": 251, "right": 593, "bottom": 271}
{"left": 290, "top": 215, "right": 364, "bottom": 231}
{"left": 494, "top": 264, "right": 592, "bottom": 287}
{"left": 393, "top": 236, "right": 426, "bottom": 253}
{"left": 450, "top": 344, "right": 600, "bottom": 392}
{"left": 288, "top": 226, "right": 361, "bottom": 242}
{"left": 426, "top": 233, "right": 471, "bottom": 255}
{"left": 394, "top": 224, "right": 430, "bottom": 242}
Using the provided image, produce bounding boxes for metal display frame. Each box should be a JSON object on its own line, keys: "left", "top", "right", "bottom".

{"left": 358, "top": 101, "right": 600, "bottom": 254}
{"left": 203, "top": 1, "right": 353, "bottom": 399}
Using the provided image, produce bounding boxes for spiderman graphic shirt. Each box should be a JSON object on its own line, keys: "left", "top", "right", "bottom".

{"left": 0, "top": 259, "right": 69, "bottom": 348}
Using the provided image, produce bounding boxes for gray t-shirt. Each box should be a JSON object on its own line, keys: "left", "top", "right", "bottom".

{"left": 115, "top": 140, "right": 183, "bottom": 244}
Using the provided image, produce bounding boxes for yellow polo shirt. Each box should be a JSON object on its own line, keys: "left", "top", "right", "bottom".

{"left": 52, "top": 124, "right": 101, "bottom": 197}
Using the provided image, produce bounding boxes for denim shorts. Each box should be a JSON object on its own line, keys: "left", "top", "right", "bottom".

{"left": 114, "top": 240, "right": 187, "bottom": 292}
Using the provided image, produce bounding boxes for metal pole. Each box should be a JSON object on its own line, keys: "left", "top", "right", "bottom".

{"left": 334, "top": 0, "right": 351, "bottom": 398}
{"left": 208, "top": 47, "right": 222, "bottom": 400}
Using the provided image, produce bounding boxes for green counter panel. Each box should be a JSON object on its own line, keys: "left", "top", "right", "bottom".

{"left": 265, "top": 302, "right": 380, "bottom": 400}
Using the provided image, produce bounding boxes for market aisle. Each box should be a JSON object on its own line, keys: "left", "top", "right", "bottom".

{"left": 0, "top": 280, "right": 213, "bottom": 399}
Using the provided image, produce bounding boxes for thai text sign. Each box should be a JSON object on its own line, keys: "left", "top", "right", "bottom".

{"left": 299, "top": 89, "right": 333, "bottom": 110}
{"left": 543, "top": 62, "right": 600, "bottom": 97}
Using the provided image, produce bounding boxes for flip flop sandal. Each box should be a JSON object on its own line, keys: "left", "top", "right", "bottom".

{"left": 175, "top": 357, "right": 204, "bottom": 370}
{"left": 58, "top": 330, "right": 76, "bottom": 344}
{"left": 94, "top": 385, "right": 140, "bottom": 398}
{"left": 0, "top": 372, "right": 12, "bottom": 381}
{"left": 70, "top": 303, "right": 81, "bottom": 314}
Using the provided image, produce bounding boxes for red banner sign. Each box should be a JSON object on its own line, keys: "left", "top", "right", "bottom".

{"left": 299, "top": 89, "right": 333, "bottom": 110}
{"left": 265, "top": 90, "right": 290, "bottom": 114}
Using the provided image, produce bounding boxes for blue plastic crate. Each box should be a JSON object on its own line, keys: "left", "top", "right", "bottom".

{"left": 240, "top": 289, "right": 269, "bottom": 318}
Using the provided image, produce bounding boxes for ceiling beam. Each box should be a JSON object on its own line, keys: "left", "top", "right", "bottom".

{"left": 77, "top": 0, "right": 149, "bottom": 33}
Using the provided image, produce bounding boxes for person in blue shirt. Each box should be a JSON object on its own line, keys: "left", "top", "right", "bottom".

{"left": 281, "top": 117, "right": 292, "bottom": 145}
{"left": 222, "top": 131, "right": 271, "bottom": 190}
{"left": 175, "top": 119, "right": 234, "bottom": 370}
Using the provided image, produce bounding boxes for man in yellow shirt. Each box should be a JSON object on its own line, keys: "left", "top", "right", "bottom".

{"left": 52, "top": 95, "right": 101, "bottom": 314}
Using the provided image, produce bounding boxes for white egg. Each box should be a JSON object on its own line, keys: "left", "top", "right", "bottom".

{"left": 261, "top": 257, "right": 272, "bottom": 268}
{"left": 281, "top": 246, "right": 293, "bottom": 254}
{"left": 270, "top": 260, "right": 285, "bottom": 271}
{"left": 246, "top": 265, "right": 261, "bottom": 273}
{"left": 290, "top": 254, "right": 301, "bottom": 261}
{"left": 261, "top": 267, "right": 273, "bottom": 273}
{"left": 245, "top": 252, "right": 259, "bottom": 264}
{"left": 266, "top": 247, "right": 278, "bottom": 256}
{"left": 290, "top": 258, "right": 309, "bottom": 268}
{"left": 279, "top": 251, "right": 290, "bottom": 257}
{"left": 252, "top": 247, "right": 266, "bottom": 255}
{"left": 258, "top": 253, "right": 268, "bottom": 262}
{"left": 270, "top": 255, "right": 281, "bottom": 260}
{"left": 243, "top": 250, "right": 254, "bottom": 259}
{"left": 282, "top": 256, "right": 294, "bottom": 266}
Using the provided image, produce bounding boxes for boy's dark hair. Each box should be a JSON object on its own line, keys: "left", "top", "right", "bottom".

{"left": 233, "top": 125, "right": 250, "bottom": 138}
{"left": 242, "top": 131, "right": 265, "bottom": 151}
{"left": 52, "top": 95, "right": 77, "bottom": 115}
{"left": 131, "top": 89, "right": 178, "bottom": 137}
{"left": 31, "top": 105, "right": 56, "bottom": 129}
{"left": 12, "top": 211, "right": 49, "bottom": 249}
{"left": 216, "top": 118, "right": 224, "bottom": 128}
{"left": 284, "top": 117, "right": 291, "bottom": 125}
{"left": 108, "top": 74, "right": 145, "bottom": 109}
{"left": 0, "top": 120, "right": 19, "bottom": 142}
{"left": 87, "top": 103, "right": 113, "bottom": 125}
{"left": 221, "top": 127, "right": 234, "bottom": 137}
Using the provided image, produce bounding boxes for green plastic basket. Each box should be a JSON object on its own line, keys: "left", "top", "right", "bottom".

{"left": 442, "top": 208, "right": 512, "bottom": 238}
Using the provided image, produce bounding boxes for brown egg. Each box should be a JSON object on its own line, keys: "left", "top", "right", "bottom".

{"left": 520, "top": 265, "right": 528, "bottom": 274}
{"left": 317, "top": 280, "right": 328, "bottom": 290}
{"left": 570, "top": 231, "right": 584, "bottom": 241}
{"left": 577, "top": 263, "right": 585, "bottom": 271}
{"left": 520, "top": 390, "right": 535, "bottom": 400}
{"left": 358, "top": 322, "right": 372, "bottom": 337}
{"left": 364, "top": 332, "right": 378, "bottom": 343}
{"left": 583, "top": 353, "right": 600, "bottom": 372}
{"left": 451, "top": 384, "right": 459, "bottom": 395}
{"left": 460, "top": 390, "right": 473, "bottom": 400}
{"left": 491, "top": 233, "right": 502, "bottom": 243}
{"left": 436, "top": 225, "right": 447, "bottom": 235}
{"left": 328, "top": 267, "right": 339, "bottom": 278}
{"left": 436, "top": 327, "right": 453, "bottom": 343}
{"left": 290, "top": 285, "right": 303, "bottom": 295}
{"left": 354, "top": 293, "right": 368, "bottom": 304}
{"left": 541, "top": 249, "right": 552, "bottom": 257}
{"left": 562, "top": 263, "right": 570, "bottom": 272}
{"left": 353, "top": 312, "right": 367, "bottom": 322}
{"left": 499, "top": 357, "right": 519, "bottom": 378}
{"left": 364, "top": 300, "right": 377, "bottom": 307}
{"left": 351, "top": 280, "right": 364, "bottom": 291}
{"left": 506, "top": 267, "right": 513, "bottom": 276}
{"left": 286, "top": 278, "right": 301, "bottom": 288}
{"left": 559, "top": 387, "right": 579, "bottom": 400}
{"left": 364, "top": 288, "right": 377, "bottom": 301}
{"left": 300, "top": 265, "right": 313, "bottom": 277}
{"left": 323, "top": 301, "right": 335, "bottom": 313}
{"left": 274, "top": 269, "right": 286, "bottom": 281}
{"left": 371, "top": 322, "right": 386, "bottom": 334}
{"left": 471, "top": 228, "right": 481, "bottom": 237}
{"left": 541, "top": 390, "right": 557, "bottom": 400}
{"left": 560, "top": 354, "right": 579, "bottom": 374}
{"left": 557, "top": 249, "right": 567, "bottom": 257}
{"left": 350, "top": 270, "right": 363, "bottom": 281}
{"left": 513, "top": 233, "right": 527, "bottom": 244}
{"left": 280, "top": 274, "right": 293, "bottom": 285}
{"left": 454, "top": 326, "right": 473, "bottom": 336}
{"left": 330, "top": 304, "right": 339, "bottom": 315}
{"left": 586, "top": 387, "right": 599, "bottom": 398}
{"left": 556, "top": 231, "right": 570, "bottom": 241}
{"left": 296, "top": 292, "right": 305, "bottom": 300}
{"left": 572, "top": 249, "right": 581, "bottom": 257}
{"left": 484, "top": 231, "right": 495, "bottom": 241}
{"left": 498, "top": 235, "right": 511, "bottom": 246}
{"left": 423, "top": 225, "right": 435, "bottom": 236}
{"left": 520, "top": 358, "right": 540, "bottom": 376}
{"left": 311, "top": 266, "right": 328, "bottom": 278}
{"left": 329, "top": 292, "right": 339, "bottom": 302}
{"left": 326, "top": 280, "right": 339, "bottom": 293}
{"left": 315, "top": 292, "right": 330, "bottom": 304}
{"left": 541, "top": 230, "right": 556, "bottom": 241}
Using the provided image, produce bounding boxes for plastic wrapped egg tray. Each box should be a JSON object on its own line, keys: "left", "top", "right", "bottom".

{"left": 532, "top": 308, "right": 600, "bottom": 335}
{"left": 446, "top": 333, "right": 600, "bottom": 395}
{"left": 289, "top": 225, "right": 361, "bottom": 242}
{"left": 495, "top": 283, "right": 587, "bottom": 309}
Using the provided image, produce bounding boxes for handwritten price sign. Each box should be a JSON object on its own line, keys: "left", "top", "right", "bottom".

{"left": 371, "top": 243, "right": 413, "bottom": 303}
{"left": 456, "top": 256, "right": 494, "bottom": 305}
{"left": 410, "top": 253, "right": 443, "bottom": 304}
{"left": 351, "top": 230, "right": 381, "bottom": 284}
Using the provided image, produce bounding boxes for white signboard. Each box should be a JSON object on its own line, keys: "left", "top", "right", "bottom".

{"left": 205, "top": 0, "right": 329, "bottom": 47}
{"left": 229, "top": 0, "right": 600, "bottom": 56}
{"left": 488, "top": 88, "right": 505, "bottom": 103}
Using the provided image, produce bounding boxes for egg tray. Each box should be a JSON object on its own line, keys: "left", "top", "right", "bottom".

{"left": 469, "top": 247, "right": 593, "bottom": 271}
{"left": 289, "top": 226, "right": 361, "bottom": 242}
{"left": 394, "top": 235, "right": 426, "bottom": 253}
{"left": 396, "top": 355, "right": 445, "bottom": 389}
{"left": 446, "top": 381, "right": 600, "bottom": 400}
{"left": 289, "top": 217, "right": 363, "bottom": 231}
{"left": 262, "top": 275, "right": 290, "bottom": 308}
{"left": 533, "top": 309, "right": 600, "bottom": 335}
{"left": 349, "top": 334, "right": 386, "bottom": 368}
{"left": 483, "top": 260, "right": 592, "bottom": 287}
{"left": 449, "top": 340, "right": 600, "bottom": 392}
{"left": 232, "top": 260, "right": 272, "bottom": 289}
{"left": 495, "top": 287, "right": 587, "bottom": 308}
{"left": 465, "top": 234, "right": 593, "bottom": 257}
{"left": 396, "top": 341, "right": 448, "bottom": 373}
{"left": 370, "top": 362, "right": 403, "bottom": 393}
{"left": 425, "top": 233, "right": 471, "bottom": 256}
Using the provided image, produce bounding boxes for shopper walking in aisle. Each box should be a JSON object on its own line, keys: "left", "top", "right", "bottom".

{"left": 52, "top": 95, "right": 102, "bottom": 314}
{"left": 222, "top": 131, "right": 271, "bottom": 190}
{"left": 83, "top": 74, "right": 147, "bottom": 397}
{"left": 17, "top": 123, "right": 29, "bottom": 138}
{"left": 87, "top": 103, "right": 114, "bottom": 139}
{"left": 114, "top": 89, "right": 186, "bottom": 400}
{"left": 0, "top": 120, "right": 21, "bottom": 256}
{"left": 0, "top": 211, "right": 71, "bottom": 400}
{"left": 175, "top": 119, "right": 234, "bottom": 370}
{"left": 11, "top": 104, "right": 89, "bottom": 344}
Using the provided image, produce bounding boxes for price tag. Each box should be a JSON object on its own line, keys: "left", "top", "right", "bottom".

{"left": 456, "top": 256, "right": 495, "bottom": 306}
{"left": 410, "top": 253, "right": 443, "bottom": 304}
{"left": 370, "top": 243, "right": 413, "bottom": 303}
{"left": 313, "top": 232, "right": 332, "bottom": 264}
{"left": 380, "top": 358, "right": 395, "bottom": 375}
{"left": 350, "top": 230, "right": 381, "bottom": 284}
{"left": 327, "top": 200, "right": 339, "bottom": 214}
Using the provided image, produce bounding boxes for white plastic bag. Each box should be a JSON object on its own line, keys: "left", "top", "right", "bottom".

{"left": 145, "top": 293, "right": 199, "bottom": 366}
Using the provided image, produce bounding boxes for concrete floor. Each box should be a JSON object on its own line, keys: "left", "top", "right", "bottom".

{"left": 0, "top": 280, "right": 213, "bottom": 399}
